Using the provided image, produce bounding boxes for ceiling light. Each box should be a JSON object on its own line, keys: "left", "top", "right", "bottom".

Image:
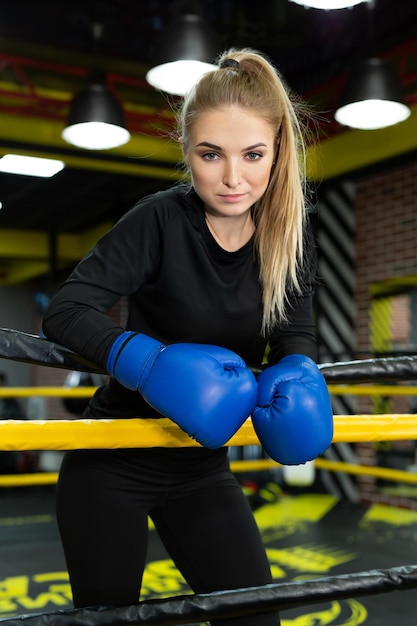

{"left": 62, "top": 80, "right": 131, "bottom": 150}
{"left": 146, "top": 14, "right": 219, "bottom": 96}
{"left": 334, "top": 57, "right": 411, "bottom": 130}
{"left": 0, "top": 154, "right": 65, "bottom": 177}
{"left": 289, "top": 0, "right": 369, "bottom": 7}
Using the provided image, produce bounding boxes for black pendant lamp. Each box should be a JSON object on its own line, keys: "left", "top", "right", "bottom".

{"left": 62, "top": 23, "right": 131, "bottom": 150}
{"left": 335, "top": 57, "right": 410, "bottom": 130}
{"left": 62, "top": 72, "right": 131, "bottom": 150}
{"left": 334, "top": 0, "right": 410, "bottom": 130}
{"left": 146, "top": 13, "right": 219, "bottom": 96}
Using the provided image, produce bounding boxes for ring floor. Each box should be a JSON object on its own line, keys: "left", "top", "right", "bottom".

{"left": 0, "top": 482, "right": 416, "bottom": 626}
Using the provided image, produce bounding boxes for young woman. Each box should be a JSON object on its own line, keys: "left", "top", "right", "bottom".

{"left": 42, "top": 48, "right": 332, "bottom": 625}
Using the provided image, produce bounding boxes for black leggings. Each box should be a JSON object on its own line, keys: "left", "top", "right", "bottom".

{"left": 56, "top": 447, "right": 280, "bottom": 625}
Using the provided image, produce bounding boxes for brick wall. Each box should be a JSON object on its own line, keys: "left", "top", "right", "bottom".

{"left": 354, "top": 159, "right": 417, "bottom": 509}
{"left": 356, "top": 162, "right": 417, "bottom": 319}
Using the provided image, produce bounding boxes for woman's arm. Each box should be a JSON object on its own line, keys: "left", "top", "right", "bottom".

{"left": 42, "top": 200, "right": 161, "bottom": 370}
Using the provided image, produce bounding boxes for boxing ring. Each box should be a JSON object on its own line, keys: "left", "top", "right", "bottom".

{"left": 1, "top": 327, "right": 417, "bottom": 624}
{"left": 0, "top": 566, "right": 417, "bottom": 625}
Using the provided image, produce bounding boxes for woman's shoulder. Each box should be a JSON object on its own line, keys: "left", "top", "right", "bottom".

{"left": 91, "top": 186, "right": 203, "bottom": 252}
{"left": 116, "top": 184, "right": 201, "bottom": 228}
{"left": 133, "top": 184, "right": 197, "bottom": 213}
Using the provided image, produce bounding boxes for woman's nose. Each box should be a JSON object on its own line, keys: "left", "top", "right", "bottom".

{"left": 222, "top": 161, "right": 240, "bottom": 188}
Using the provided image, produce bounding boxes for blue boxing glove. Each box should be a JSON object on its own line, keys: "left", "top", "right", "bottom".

{"left": 106, "top": 332, "right": 257, "bottom": 449}
{"left": 252, "top": 354, "right": 333, "bottom": 465}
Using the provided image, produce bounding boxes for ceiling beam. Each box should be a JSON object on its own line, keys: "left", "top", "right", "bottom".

{"left": 0, "top": 224, "right": 113, "bottom": 285}
{"left": 307, "top": 102, "right": 417, "bottom": 181}
{"left": 0, "top": 110, "right": 182, "bottom": 178}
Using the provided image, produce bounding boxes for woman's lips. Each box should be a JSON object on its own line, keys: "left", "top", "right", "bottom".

{"left": 218, "top": 193, "right": 246, "bottom": 202}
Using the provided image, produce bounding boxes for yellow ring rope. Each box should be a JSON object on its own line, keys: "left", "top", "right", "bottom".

{"left": 2, "top": 384, "right": 417, "bottom": 398}
{"left": 1, "top": 413, "right": 417, "bottom": 451}
{"left": 1, "top": 385, "right": 416, "bottom": 489}
{"left": 2, "top": 457, "right": 417, "bottom": 488}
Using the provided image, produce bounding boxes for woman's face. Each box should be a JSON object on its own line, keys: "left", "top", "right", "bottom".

{"left": 184, "top": 105, "right": 276, "bottom": 217}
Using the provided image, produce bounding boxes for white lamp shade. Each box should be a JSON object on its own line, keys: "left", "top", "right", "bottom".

{"left": 335, "top": 99, "right": 410, "bottom": 130}
{"left": 62, "top": 121, "right": 131, "bottom": 150}
{"left": 146, "top": 60, "right": 217, "bottom": 96}
{"left": 289, "top": 0, "right": 368, "bottom": 7}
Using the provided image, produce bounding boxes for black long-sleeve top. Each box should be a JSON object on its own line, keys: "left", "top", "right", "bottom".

{"left": 42, "top": 185, "right": 318, "bottom": 418}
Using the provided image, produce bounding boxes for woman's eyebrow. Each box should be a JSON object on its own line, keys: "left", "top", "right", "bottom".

{"left": 196, "top": 142, "right": 268, "bottom": 151}
{"left": 196, "top": 141, "right": 222, "bottom": 150}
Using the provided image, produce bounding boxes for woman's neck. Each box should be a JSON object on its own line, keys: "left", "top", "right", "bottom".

{"left": 204, "top": 211, "right": 255, "bottom": 252}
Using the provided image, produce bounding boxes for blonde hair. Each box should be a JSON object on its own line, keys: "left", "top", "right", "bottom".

{"left": 177, "top": 48, "right": 310, "bottom": 335}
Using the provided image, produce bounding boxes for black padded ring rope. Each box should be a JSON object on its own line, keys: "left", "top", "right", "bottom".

{"left": 318, "top": 355, "right": 417, "bottom": 384}
{"left": 0, "top": 328, "right": 104, "bottom": 374}
{"left": 1, "top": 565, "right": 417, "bottom": 625}
{"left": 2, "top": 327, "right": 417, "bottom": 383}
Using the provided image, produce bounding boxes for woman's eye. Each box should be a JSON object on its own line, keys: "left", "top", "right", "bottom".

{"left": 246, "top": 152, "right": 262, "bottom": 160}
{"left": 202, "top": 152, "right": 219, "bottom": 160}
